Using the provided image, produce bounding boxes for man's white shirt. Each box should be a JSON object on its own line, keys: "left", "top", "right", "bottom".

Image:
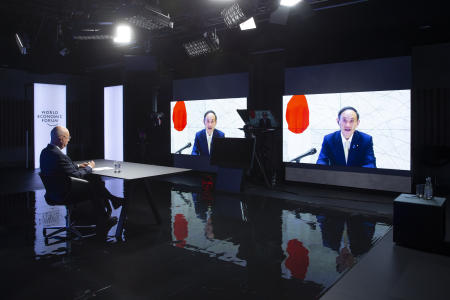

{"left": 206, "top": 131, "right": 213, "bottom": 154}
{"left": 340, "top": 133, "right": 353, "bottom": 164}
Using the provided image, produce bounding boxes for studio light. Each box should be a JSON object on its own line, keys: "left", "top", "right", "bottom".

{"left": 113, "top": 24, "right": 132, "bottom": 44}
{"left": 15, "top": 33, "right": 30, "bottom": 55}
{"left": 73, "top": 26, "right": 112, "bottom": 40}
{"left": 221, "top": 2, "right": 247, "bottom": 28}
{"left": 123, "top": 4, "right": 173, "bottom": 31}
{"left": 56, "top": 23, "right": 70, "bottom": 56}
{"left": 239, "top": 17, "right": 256, "bottom": 30}
{"left": 73, "top": 34, "right": 112, "bottom": 40}
{"left": 280, "top": 0, "right": 302, "bottom": 7}
{"left": 59, "top": 48, "right": 70, "bottom": 56}
{"left": 183, "top": 31, "right": 220, "bottom": 57}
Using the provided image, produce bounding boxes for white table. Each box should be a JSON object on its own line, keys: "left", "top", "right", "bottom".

{"left": 87, "top": 159, "right": 190, "bottom": 239}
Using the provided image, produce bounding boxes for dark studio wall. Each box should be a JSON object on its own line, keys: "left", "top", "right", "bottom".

{"left": 248, "top": 51, "right": 285, "bottom": 180}
{"left": 173, "top": 72, "right": 249, "bottom": 100}
{"left": 0, "top": 68, "right": 97, "bottom": 168}
{"left": 123, "top": 71, "right": 161, "bottom": 164}
{"left": 285, "top": 56, "right": 411, "bottom": 94}
{"left": 119, "top": 56, "right": 170, "bottom": 165}
{"left": 412, "top": 43, "right": 450, "bottom": 195}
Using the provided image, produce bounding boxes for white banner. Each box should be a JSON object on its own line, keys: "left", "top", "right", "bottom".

{"left": 34, "top": 83, "right": 66, "bottom": 169}
{"left": 104, "top": 85, "right": 123, "bottom": 161}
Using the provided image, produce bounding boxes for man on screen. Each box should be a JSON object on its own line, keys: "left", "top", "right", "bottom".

{"left": 316, "top": 106, "right": 376, "bottom": 168}
{"left": 192, "top": 110, "right": 225, "bottom": 156}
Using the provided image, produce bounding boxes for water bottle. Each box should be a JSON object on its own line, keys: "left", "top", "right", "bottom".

{"left": 424, "top": 177, "right": 433, "bottom": 200}
{"left": 271, "top": 172, "right": 277, "bottom": 187}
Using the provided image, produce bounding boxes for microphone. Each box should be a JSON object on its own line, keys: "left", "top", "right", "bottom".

{"left": 291, "top": 148, "right": 317, "bottom": 163}
{"left": 175, "top": 142, "right": 192, "bottom": 154}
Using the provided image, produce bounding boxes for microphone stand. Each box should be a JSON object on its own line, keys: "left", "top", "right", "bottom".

{"left": 175, "top": 143, "right": 191, "bottom": 154}
{"left": 246, "top": 128, "right": 271, "bottom": 189}
{"left": 291, "top": 149, "right": 317, "bottom": 163}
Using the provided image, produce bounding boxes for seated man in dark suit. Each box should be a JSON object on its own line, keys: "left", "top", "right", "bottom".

{"left": 258, "top": 112, "right": 272, "bottom": 129}
{"left": 40, "top": 126, "right": 121, "bottom": 222}
{"left": 316, "top": 106, "right": 376, "bottom": 168}
{"left": 192, "top": 110, "right": 225, "bottom": 156}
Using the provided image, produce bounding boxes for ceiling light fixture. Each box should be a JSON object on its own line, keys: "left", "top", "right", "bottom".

{"left": 73, "top": 34, "right": 112, "bottom": 40}
{"left": 124, "top": 4, "right": 173, "bottom": 31}
{"left": 183, "top": 31, "right": 220, "bottom": 57}
{"left": 239, "top": 17, "right": 256, "bottom": 30}
{"left": 73, "top": 27, "right": 113, "bottom": 40}
{"left": 280, "top": 0, "right": 302, "bottom": 7}
{"left": 113, "top": 24, "right": 132, "bottom": 44}
{"left": 221, "top": 2, "right": 247, "bottom": 28}
{"left": 15, "top": 33, "right": 30, "bottom": 55}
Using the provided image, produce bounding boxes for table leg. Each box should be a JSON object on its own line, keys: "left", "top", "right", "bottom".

{"left": 143, "top": 179, "right": 161, "bottom": 224}
{"left": 115, "top": 181, "right": 135, "bottom": 239}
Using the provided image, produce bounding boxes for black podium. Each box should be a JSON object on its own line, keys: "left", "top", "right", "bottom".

{"left": 210, "top": 137, "right": 254, "bottom": 193}
{"left": 393, "top": 193, "right": 446, "bottom": 251}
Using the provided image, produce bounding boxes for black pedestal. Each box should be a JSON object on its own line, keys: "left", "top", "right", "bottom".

{"left": 393, "top": 194, "right": 446, "bottom": 251}
{"left": 215, "top": 167, "right": 244, "bottom": 193}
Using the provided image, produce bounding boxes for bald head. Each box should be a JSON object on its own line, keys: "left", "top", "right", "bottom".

{"left": 50, "top": 126, "right": 70, "bottom": 149}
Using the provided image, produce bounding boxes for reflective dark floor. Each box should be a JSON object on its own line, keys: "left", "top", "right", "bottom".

{"left": 0, "top": 175, "right": 391, "bottom": 299}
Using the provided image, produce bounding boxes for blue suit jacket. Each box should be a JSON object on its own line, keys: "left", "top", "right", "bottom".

{"left": 40, "top": 144, "right": 92, "bottom": 198}
{"left": 191, "top": 129, "right": 225, "bottom": 156}
{"left": 316, "top": 130, "right": 376, "bottom": 168}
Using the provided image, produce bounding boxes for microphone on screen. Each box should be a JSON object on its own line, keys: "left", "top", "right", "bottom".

{"left": 175, "top": 142, "right": 192, "bottom": 154}
{"left": 290, "top": 148, "right": 317, "bottom": 163}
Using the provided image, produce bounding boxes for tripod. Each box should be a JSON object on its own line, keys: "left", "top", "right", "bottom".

{"left": 246, "top": 128, "right": 272, "bottom": 189}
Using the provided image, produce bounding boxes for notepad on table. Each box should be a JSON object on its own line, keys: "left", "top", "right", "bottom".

{"left": 93, "top": 167, "right": 114, "bottom": 171}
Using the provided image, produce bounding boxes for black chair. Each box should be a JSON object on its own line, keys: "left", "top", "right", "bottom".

{"left": 39, "top": 173, "right": 96, "bottom": 241}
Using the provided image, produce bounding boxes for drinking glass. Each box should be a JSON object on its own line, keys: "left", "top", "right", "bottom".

{"left": 416, "top": 184, "right": 424, "bottom": 198}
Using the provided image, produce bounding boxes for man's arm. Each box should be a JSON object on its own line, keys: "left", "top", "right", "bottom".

{"left": 316, "top": 138, "right": 330, "bottom": 165}
{"left": 361, "top": 137, "right": 376, "bottom": 168}
{"left": 191, "top": 133, "right": 200, "bottom": 155}
{"left": 57, "top": 155, "right": 92, "bottom": 178}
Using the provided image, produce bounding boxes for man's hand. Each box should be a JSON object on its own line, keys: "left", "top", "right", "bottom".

{"left": 87, "top": 160, "right": 95, "bottom": 168}
{"left": 79, "top": 161, "right": 95, "bottom": 168}
{"left": 79, "top": 162, "right": 89, "bottom": 168}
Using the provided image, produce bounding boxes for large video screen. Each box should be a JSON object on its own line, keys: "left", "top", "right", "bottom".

{"left": 283, "top": 90, "right": 410, "bottom": 171}
{"left": 171, "top": 98, "right": 247, "bottom": 155}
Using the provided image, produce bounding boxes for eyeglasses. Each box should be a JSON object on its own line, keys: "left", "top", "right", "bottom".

{"left": 59, "top": 135, "right": 71, "bottom": 141}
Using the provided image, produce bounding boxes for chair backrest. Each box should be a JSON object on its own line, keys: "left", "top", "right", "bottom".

{"left": 38, "top": 172, "right": 71, "bottom": 205}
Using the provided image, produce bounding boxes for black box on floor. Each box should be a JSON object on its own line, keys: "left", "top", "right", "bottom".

{"left": 393, "top": 194, "right": 446, "bottom": 250}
